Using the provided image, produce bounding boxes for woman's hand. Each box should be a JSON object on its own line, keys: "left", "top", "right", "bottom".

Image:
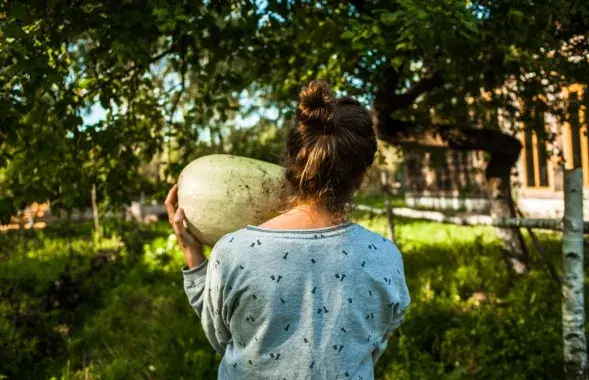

{"left": 165, "top": 184, "right": 205, "bottom": 269}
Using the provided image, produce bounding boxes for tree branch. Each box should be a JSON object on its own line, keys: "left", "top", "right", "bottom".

{"left": 373, "top": 65, "right": 403, "bottom": 115}
{"left": 391, "top": 74, "right": 443, "bottom": 111}
{"left": 376, "top": 118, "right": 519, "bottom": 153}
{"left": 150, "top": 47, "right": 174, "bottom": 64}
{"left": 374, "top": 117, "right": 522, "bottom": 180}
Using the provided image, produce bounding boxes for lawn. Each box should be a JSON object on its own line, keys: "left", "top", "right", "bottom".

{"left": 0, "top": 198, "right": 578, "bottom": 379}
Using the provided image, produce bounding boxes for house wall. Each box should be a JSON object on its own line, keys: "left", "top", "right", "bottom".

{"left": 403, "top": 84, "right": 587, "bottom": 219}
{"left": 404, "top": 149, "right": 491, "bottom": 212}
{"left": 517, "top": 190, "right": 589, "bottom": 219}
{"left": 404, "top": 149, "right": 488, "bottom": 193}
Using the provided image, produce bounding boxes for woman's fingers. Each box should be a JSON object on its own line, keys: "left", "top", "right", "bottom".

{"left": 165, "top": 184, "right": 179, "bottom": 224}
{"left": 171, "top": 208, "right": 205, "bottom": 267}
{"left": 167, "top": 187, "right": 203, "bottom": 255}
{"left": 172, "top": 208, "right": 186, "bottom": 239}
{"left": 172, "top": 208, "right": 196, "bottom": 247}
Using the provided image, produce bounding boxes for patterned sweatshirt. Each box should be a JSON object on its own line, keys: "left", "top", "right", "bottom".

{"left": 182, "top": 221, "right": 410, "bottom": 380}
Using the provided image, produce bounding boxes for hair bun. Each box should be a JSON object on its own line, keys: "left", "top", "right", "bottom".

{"left": 297, "top": 80, "right": 336, "bottom": 133}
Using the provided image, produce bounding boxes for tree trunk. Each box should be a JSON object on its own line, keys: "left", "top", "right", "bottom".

{"left": 217, "top": 127, "right": 225, "bottom": 153}
{"left": 488, "top": 176, "right": 529, "bottom": 275}
{"left": 91, "top": 183, "right": 100, "bottom": 235}
{"left": 371, "top": 66, "right": 530, "bottom": 273}
{"left": 373, "top": 115, "right": 531, "bottom": 273}
{"left": 562, "top": 168, "right": 587, "bottom": 379}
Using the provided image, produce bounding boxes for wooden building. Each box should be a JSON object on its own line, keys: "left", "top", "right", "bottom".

{"left": 404, "top": 85, "right": 587, "bottom": 218}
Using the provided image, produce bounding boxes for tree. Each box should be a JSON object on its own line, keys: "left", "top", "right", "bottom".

{"left": 249, "top": 0, "right": 588, "bottom": 274}
{"left": 561, "top": 92, "right": 587, "bottom": 379}
{"left": 1, "top": 0, "right": 588, "bottom": 274}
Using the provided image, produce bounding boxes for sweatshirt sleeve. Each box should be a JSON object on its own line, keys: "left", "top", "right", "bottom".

{"left": 183, "top": 244, "right": 232, "bottom": 355}
{"left": 371, "top": 306, "right": 408, "bottom": 365}
{"left": 371, "top": 253, "right": 411, "bottom": 365}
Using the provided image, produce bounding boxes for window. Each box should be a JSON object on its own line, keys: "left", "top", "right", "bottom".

{"left": 522, "top": 129, "right": 550, "bottom": 189}
{"left": 563, "top": 89, "right": 589, "bottom": 187}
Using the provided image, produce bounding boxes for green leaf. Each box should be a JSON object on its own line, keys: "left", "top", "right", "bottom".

{"left": 380, "top": 12, "right": 399, "bottom": 26}
{"left": 463, "top": 20, "right": 479, "bottom": 34}
{"left": 390, "top": 57, "right": 404, "bottom": 69}
{"left": 341, "top": 30, "right": 355, "bottom": 39}
{"left": 361, "top": 29, "right": 372, "bottom": 38}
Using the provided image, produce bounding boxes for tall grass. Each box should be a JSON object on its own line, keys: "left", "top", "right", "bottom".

{"left": 0, "top": 200, "right": 580, "bottom": 379}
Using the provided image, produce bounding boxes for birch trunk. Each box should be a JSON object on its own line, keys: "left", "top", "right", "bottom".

{"left": 562, "top": 168, "right": 587, "bottom": 379}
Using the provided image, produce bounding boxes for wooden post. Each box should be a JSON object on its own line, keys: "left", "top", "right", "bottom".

{"left": 380, "top": 171, "right": 395, "bottom": 242}
{"left": 562, "top": 170, "right": 587, "bottom": 378}
{"left": 91, "top": 183, "right": 100, "bottom": 235}
{"left": 383, "top": 192, "right": 395, "bottom": 242}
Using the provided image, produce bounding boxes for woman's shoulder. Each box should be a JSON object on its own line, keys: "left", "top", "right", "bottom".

{"left": 212, "top": 227, "right": 252, "bottom": 249}
{"left": 350, "top": 224, "right": 404, "bottom": 261}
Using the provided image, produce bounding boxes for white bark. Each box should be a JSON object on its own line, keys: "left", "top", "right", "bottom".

{"left": 562, "top": 168, "right": 587, "bottom": 379}
{"left": 355, "top": 204, "right": 589, "bottom": 233}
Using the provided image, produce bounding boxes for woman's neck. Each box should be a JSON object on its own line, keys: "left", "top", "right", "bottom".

{"left": 258, "top": 202, "right": 349, "bottom": 230}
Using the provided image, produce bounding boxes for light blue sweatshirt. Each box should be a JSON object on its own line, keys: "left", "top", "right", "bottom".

{"left": 182, "top": 222, "right": 410, "bottom": 380}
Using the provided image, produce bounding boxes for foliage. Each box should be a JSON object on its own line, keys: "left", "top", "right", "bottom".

{"left": 224, "top": 118, "right": 287, "bottom": 165}
{"left": 0, "top": 200, "right": 581, "bottom": 379}
{"left": 0, "top": 220, "right": 217, "bottom": 380}
{"left": 2, "top": 0, "right": 587, "bottom": 219}
{"left": 359, "top": 216, "right": 565, "bottom": 380}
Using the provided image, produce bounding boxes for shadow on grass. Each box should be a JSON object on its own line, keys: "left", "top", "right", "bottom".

{"left": 0, "top": 216, "right": 575, "bottom": 379}
{"left": 1, "top": 233, "right": 219, "bottom": 379}
{"left": 358, "top": 215, "right": 566, "bottom": 380}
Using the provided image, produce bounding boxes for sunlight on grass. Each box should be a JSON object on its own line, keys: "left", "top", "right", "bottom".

{"left": 0, "top": 209, "right": 578, "bottom": 379}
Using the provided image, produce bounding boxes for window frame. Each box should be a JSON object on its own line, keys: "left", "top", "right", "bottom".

{"left": 563, "top": 86, "right": 589, "bottom": 188}
{"left": 521, "top": 128, "right": 552, "bottom": 191}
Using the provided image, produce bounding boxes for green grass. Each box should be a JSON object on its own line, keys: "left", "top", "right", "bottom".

{"left": 354, "top": 193, "right": 407, "bottom": 209}
{"left": 0, "top": 199, "right": 581, "bottom": 380}
{"left": 354, "top": 211, "right": 565, "bottom": 380}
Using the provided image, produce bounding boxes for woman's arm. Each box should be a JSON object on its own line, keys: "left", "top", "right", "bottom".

{"left": 372, "top": 252, "right": 411, "bottom": 364}
{"left": 182, "top": 247, "right": 232, "bottom": 355}
{"left": 371, "top": 307, "right": 408, "bottom": 365}
{"left": 166, "top": 185, "right": 231, "bottom": 354}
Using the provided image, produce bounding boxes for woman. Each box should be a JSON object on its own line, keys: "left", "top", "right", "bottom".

{"left": 165, "top": 80, "right": 410, "bottom": 379}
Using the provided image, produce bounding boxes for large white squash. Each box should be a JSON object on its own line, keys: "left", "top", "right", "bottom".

{"left": 177, "top": 154, "right": 287, "bottom": 246}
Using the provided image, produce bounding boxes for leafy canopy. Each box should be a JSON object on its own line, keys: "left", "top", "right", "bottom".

{"left": 1, "top": 0, "right": 587, "bottom": 220}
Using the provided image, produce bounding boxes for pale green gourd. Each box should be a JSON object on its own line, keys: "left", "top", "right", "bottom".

{"left": 177, "top": 154, "right": 287, "bottom": 245}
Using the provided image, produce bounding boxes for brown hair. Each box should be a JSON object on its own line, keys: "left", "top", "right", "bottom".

{"left": 282, "top": 80, "right": 377, "bottom": 221}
